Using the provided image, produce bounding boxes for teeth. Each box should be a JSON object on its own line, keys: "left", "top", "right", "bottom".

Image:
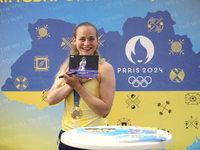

{"left": 83, "top": 47, "right": 90, "bottom": 50}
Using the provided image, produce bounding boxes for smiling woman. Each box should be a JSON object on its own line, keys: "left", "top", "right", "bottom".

{"left": 47, "top": 22, "right": 116, "bottom": 150}
{"left": 73, "top": 25, "right": 98, "bottom": 56}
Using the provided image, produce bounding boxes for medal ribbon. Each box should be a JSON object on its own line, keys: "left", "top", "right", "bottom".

{"left": 74, "top": 89, "right": 80, "bottom": 107}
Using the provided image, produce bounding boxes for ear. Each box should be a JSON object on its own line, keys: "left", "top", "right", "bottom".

{"left": 73, "top": 37, "right": 76, "bottom": 45}
{"left": 96, "top": 36, "right": 99, "bottom": 44}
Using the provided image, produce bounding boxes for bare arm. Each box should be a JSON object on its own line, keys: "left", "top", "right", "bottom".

{"left": 47, "top": 62, "right": 116, "bottom": 118}
{"left": 47, "top": 70, "right": 91, "bottom": 105}
{"left": 47, "top": 81, "right": 73, "bottom": 105}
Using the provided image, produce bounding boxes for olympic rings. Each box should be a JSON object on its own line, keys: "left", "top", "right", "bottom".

{"left": 128, "top": 76, "right": 152, "bottom": 88}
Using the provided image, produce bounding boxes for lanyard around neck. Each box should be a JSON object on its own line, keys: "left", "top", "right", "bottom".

{"left": 74, "top": 90, "right": 80, "bottom": 107}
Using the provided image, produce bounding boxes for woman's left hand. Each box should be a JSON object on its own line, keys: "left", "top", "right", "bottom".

{"left": 79, "top": 78, "right": 92, "bottom": 84}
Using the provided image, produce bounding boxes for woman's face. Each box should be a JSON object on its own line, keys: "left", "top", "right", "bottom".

{"left": 73, "top": 26, "right": 98, "bottom": 55}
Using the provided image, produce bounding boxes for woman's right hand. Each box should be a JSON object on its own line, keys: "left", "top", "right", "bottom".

{"left": 63, "top": 69, "right": 91, "bottom": 87}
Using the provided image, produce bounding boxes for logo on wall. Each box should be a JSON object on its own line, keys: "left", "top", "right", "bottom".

{"left": 60, "top": 37, "right": 73, "bottom": 50}
{"left": 14, "top": 75, "right": 29, "bottom": 91}
{"left": 117, "top": 118, "right": 132, "bottom": 126}
{"left": 185, "top": 116, "right": 198, "bottom": 130}
{"left": 169, "top": 68, "right": 185, "bottom": 83}
{"left": 98, "top": 34, "right": 105, "bottom": 47}
{"left": 157, "top": 101, "right": 172, "bottom": 115}
{"left": 169, "top": 39, "right": 184, "bottom": 55}
{"left": 126, "top": 94, "right": 140, "bottom": 109}
{"left": 128, "top": 76, "right": 152, "bottom": 88}
{"left": 36, "top": 25, "right": 50, "bottom": 40}
{"left": 34, "top": 56, "right": 50, "bottom": 72}
{"left": 125, "top": 36, "right": 154, "bottom": 64}
{"left": 42, "top": 89, "right": 49, "bottom": 102}
{"left": 147, "top": 17, "right": 164, "bottom": 33}
{"left": 185, "top": 93, "right": 200, "bottom": 105}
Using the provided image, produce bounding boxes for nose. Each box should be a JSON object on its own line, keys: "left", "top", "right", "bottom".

{"left": 84, "top": 39, "right": 90, "bottom": 45}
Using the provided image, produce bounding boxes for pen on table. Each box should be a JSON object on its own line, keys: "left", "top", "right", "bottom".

{"left": 58, "top": 72, "right": 77, "bottom": 78}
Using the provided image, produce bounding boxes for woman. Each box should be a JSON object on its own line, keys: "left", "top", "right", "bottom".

{"left": 47, "top": 22, "right": 116, "bottom": 150}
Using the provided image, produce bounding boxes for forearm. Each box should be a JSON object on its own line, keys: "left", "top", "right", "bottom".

{"left": 47, "top": 84, "right": 73, "bottom": 105}
{"left": 74, "top": 85, "right": 113, "bottom": 118}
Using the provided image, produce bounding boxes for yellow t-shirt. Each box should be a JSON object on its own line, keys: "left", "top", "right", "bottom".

{"left": 62, "top": 78, "right": 107, "bottom": 131}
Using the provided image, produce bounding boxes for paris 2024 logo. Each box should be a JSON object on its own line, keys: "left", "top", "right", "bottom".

{"left": 125, "top": 36, "right": 156, "bottom": 88}
{"left": 125, "top": 36, "right": 154, "bottom": 64}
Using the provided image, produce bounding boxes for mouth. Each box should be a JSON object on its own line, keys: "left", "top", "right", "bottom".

{"left": 82, "top": 47, "right": 92, "bottom": 51}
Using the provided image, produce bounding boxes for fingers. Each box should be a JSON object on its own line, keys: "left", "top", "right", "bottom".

{"left": 64, "top": 69, "right": 70, "bottom": 75}
{"left": 79, "top": 78, "right": 92, "bottom": 84}
{"left": 63, "top": 74, "right": 81, "bottom": 89}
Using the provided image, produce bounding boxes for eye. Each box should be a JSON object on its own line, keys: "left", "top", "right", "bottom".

{"left": 80, "top": 38, "right": 85, "bottom": 41}
{"left": 90, "top": 37, "right": 95, "bottom": 40}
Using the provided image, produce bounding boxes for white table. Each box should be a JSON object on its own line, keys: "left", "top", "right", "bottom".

{"left": 61, "top": 127, "right": 173, "bottom": 150}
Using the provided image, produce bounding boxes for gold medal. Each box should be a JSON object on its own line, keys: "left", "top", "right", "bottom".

{"left": 70, "top": 107, "right": 82, "bottom": 119}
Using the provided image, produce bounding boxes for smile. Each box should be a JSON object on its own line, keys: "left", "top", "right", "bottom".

{"left": 82, "top": 47, "right": 92, "bottom": 50}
